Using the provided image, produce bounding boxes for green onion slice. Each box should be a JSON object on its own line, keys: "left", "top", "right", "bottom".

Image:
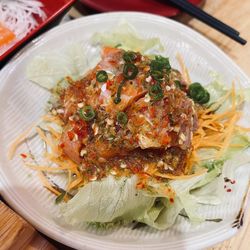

{"left": 151, "top": 70, "right": 164, "bottom": 81}
{"left": 123, "top": 51, "right": 137, "bottom": 62}
{"left": 149, "top": 84, "right": 164, "bottom": 101}
{"left": 79, "top": 106, "right": 96, "bottom": 121}
{"left": 117, "top": 111, "right": 128, "bottom": 125}
{"left": 55, "top": 191, "right": 66, "bottom": 204}
{"left": 123, "top": 63, "right": 138, "bottom": 80}
{"left": 174, "top": 80, "right": 182, "bottom": 89}
{"left": 150, "top": 55, "right": 171, "bottom": 72}
{"left": 188, "top": 82, "right": 210, "bottom": 104}
{"left": 113, "top": 79, "right": 126, "bottom": 104}
{"left": 199, "top": 90, "right": 210, "bottom": 104}
{"left": 96, "top": 70, "right": 108, "bottom": 82}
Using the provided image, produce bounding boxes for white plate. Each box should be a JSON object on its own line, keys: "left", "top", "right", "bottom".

{"left": 0, "top": 12, "right": 250, "bottom": 250}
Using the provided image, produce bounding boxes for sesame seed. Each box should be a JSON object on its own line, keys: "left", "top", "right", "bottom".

{"left": 157, "top": 160, "right": 164, "bottom": 167}
{"left": 166, "top": 85, "right": 171, "bottom": 91}
{"left": 73, "top": 133, "right": 78, "bottom": 142}
{"left": 106, "top": 118, "right": 114, "bottom": 126}
{"left": 180, "top": 113, "right": 187, "bottom": 119}
{"left": 69, "top": 116, "right": 74, "bottom": 121}
{"left": 178, "top": 139, "right": 183, "bottom": 145}
{"left": 110, "top": 170, "right": 117, "bottom": 175}
{"left": 77, "top": 102, "right": 84, "bottom": 108}
{"left": 180, "top": 133, "right": 186, "bottom": 141}
{"left": 89, "top": 175, "right": 97, "bottom": 181}
{"left": 168, "top": 166, "right": 174, "bottom": 171}
{"left": 80, "top": 149, "right": 87, "bottom": 157}
{"left": 164, "top": 163, "right": 169, "bottom": 170}
{"left": 56, "top": 108, "right": 64, "bottom": 114}
{"left": 145, "top": 76, "right": 152, "bottom": 82}
{"left": 92, "top": 123, "right": 99, "bottom": 135}
{"left": 144, "top": 93, "right": 151, "bottom": 103}
{"left": 173, "top": 126, "right": 180, "bottom": 133}
{"left": 51, "top": 109, "right": 57, "bottom": 116}
{"left": 120, "top": 162, "right": 127, "bottom": 169}
{"left": 171, "top": 84, "right": 176, "bottom": 90}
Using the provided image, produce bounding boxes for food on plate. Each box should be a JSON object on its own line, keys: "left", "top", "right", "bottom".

{"left": 9, "top": 24, "right": 250, "bottom": 230}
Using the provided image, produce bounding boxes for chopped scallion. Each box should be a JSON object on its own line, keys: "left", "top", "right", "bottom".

{"left": 79, "top": 106, "right": 96, "bottom": 121}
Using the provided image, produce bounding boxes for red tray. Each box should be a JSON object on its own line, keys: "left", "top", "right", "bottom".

{"left": 0, "top": 0, "right": 76, "bottom": 62}
{"left": 80, "top": 0, "right": 202, "bottom": 17}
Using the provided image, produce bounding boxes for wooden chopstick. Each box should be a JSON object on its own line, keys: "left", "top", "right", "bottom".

{"left": 166, "top": 0, "right": 247, "bottom": 45}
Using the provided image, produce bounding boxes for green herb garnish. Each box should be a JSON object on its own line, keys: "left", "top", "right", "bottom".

{"left": 174, "top": 80, "right": 182, "bottom": 89}
{"left": 79, "top": 106, "right": 96, "bottom": 121}
{"left": 117, "top": 111, "right": 128, "bottom": 125}
{"left": 149, "top": 83, "right": 164, "bottom": 101}
{"left": 150, "top": 55, "right": 171, "bottom": 73}
{"left": 151, "top": 70, "right": 164, "bottom": 81}
{"left": 188, "top": 82, "right": 210, "bottom": 104}
{"left": 123, "top": 51, "right": 137, "bottom": 62}
{"left": 96, "top": 70, "right": 108, "bottom": 82}
{"left": 123, "top": 63, "right": 138, "bottom": 80}
{"left": 114, "top": 79, "right": 126, "bottom": 104}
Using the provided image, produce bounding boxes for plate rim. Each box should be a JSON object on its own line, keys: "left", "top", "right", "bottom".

{"left": 0, "top": 11, "right": 249, "bottom": 250}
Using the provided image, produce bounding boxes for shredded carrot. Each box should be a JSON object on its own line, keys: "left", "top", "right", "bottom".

{"left": 36, "top": 127, "right": 60, "bottom": 155}
{"left": 41, "top": 114, "right": 64, "bottom": 126}
{"left": 46, "top": 125, "right": 62, "bottom": 139}
{"left": 176, "top": 53, "right": 191, "bottom": 84}
{"left": 38, "top": 171, "right": 60, "bottom": 196}
{"left": 188, "top": 82, "right": 247, "bottom": 168}
{"left": 25, "top": 162, "right": 69, "bottom": 172}
{"left": 8, "top": 122, "right": 37, "bottom": 160}
{"left": 216, "top": 114, "right": 239, "bottom": 158}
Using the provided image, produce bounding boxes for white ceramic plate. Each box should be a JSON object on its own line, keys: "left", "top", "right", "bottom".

{"left": 0, "top": 12, "right": 250, "bottom": 250}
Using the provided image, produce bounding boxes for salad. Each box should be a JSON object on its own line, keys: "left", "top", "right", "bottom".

{"left": 9, "top": 22, "right": 250, "bottom": 230}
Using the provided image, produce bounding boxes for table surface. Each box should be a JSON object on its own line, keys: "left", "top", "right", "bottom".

{"left": 1, "top": 0, "right": 250, "bottom": 249}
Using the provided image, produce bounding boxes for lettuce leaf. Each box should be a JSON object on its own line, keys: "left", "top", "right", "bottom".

{"left": 205, "top": 79, "right": 250, "bottom": 113}
{"left": 138, "top": 197, "right": 183, "bottom": 230}
{"left": 61, "top": 175, "right": 154, "bottom": 225}
{"left": 26, "top": 42, "right": 88, "bottom": 89}
{"left": 91, "top": 20, "right": 164, "bottom": 53}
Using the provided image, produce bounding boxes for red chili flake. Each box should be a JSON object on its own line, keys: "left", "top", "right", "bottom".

{"left": 226, "top": 188, "right": 232, "bottom": 193}
{"left": 106, "top": 80, "right": 113, "bottom": 89}
{"left": 231, "top": 180, "right": 236, "bottom": 184}
{"left": 170, "top": 198, "right": 174, "bottom": 203}
{"left": 20, "top": 153, "right": 27, "bottom": 159}
{"left": 67, "top": 131, "right": 75, "bottom": 141}
{"left": 59, "top": 143, "right": 65, "bottom": 148}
